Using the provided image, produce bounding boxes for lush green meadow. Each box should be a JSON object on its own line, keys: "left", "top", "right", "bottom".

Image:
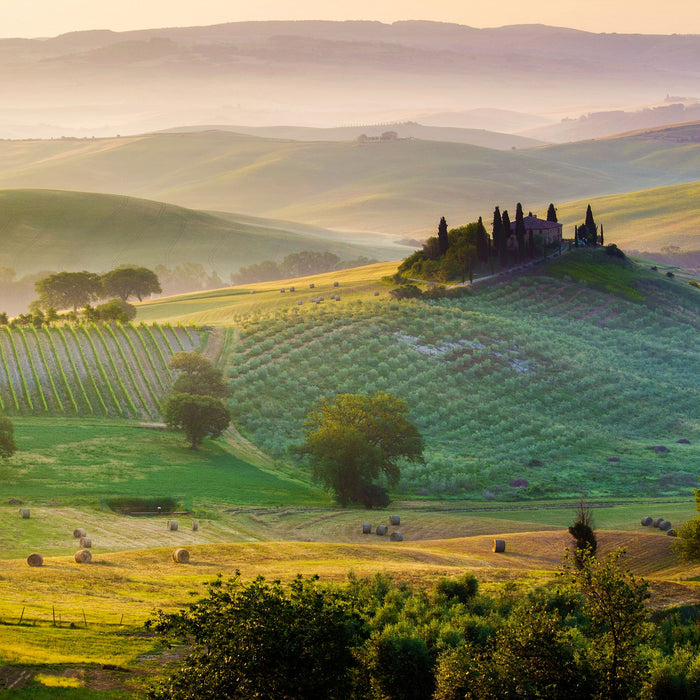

{"left": 1, "top": 418, "right": 324, "bottom": 517}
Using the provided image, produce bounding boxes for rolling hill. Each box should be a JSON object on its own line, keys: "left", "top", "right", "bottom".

{"left": 556, "top": 180, "right": 700, "bottom": 252}
{"left": 0, "top": 189, "right": 404, "bottom": 278}
{"left": 0, "top": 123, "right": 698, "bottom": 240}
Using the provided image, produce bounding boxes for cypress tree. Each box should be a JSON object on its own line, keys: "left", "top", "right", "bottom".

{"left": 585, "top": 205, "right": 598, "bottom": 245}
{"left": 547, "top": 203, "right": 557, "bottom": 223}
{"left": 491, "top": 206, "right": 503, "bottom": 254}
{"left": 476, "top": 216, "right": 489, "bottom": 264}
{"left": 515, "top": 203, "right": 526, "bottom": 260}
{"left": 574, "top": 225, "right": 579, "bottom": 247}
{"left": 501, "top": 210, "right": 511, "bottom": 266}
{"left": 438, "top": 217, "right": 449, "bottom": 256}
{"left": 600, "top": 224, "right": 604, "bottom": 246}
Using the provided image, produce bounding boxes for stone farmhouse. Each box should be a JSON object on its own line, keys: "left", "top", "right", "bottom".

{"left": 508, "top": 215, "right": 563, "bottom": 247}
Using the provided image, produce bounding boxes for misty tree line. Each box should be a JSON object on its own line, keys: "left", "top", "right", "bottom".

{"left": 231, "top": 251, "right": 378, "bottom": 285}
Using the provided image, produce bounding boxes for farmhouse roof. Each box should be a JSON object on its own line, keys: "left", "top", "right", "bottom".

{"left": 509, "top": 215, "right": 562, "bottom": 230}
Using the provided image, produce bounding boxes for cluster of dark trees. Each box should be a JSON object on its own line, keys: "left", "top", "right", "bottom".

{"left": 399, "top": 203, "right": 561, "bottom": 284}
{"left": 145, "top": 547, "right": 694, "bottom": 699}
{"left": 575, "top": 204, "right": 604, "bottom": 247}
{"left": 162, "top": 352, "right": 231, "bottom": 449}
{"left": 231, "top": 252, "right": 377, "bottom": 285}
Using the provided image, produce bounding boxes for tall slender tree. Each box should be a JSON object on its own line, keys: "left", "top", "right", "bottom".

{"left": 574, "top": 225, "right": 579, "bottom": 247}
{"left": 501, "top": 209, "right": 511, "bottom": 266}
{"left": 585, "top": 205, "right": 598, "bottom": 245}
{"left": 515, "top": 203, "right": 526, "bottom": 260}
{"left": 546, "top": 203, "right": 558, "bottom": 223}
{"left": 491, "top": 206, "right": 503, "bottom": 256}
{"left": 476, "top": 216, "right": 489, "bottom": 264}
{"left": 600, "top": 224, "right": 604, "bottom": 246}
{"left": 437, "top": 217, "right": 449, "bottom": 256}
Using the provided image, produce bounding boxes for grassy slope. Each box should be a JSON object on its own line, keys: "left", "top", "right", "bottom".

{"left": 0, "top": 128, "right": 698, "bottom": 238}
{"left": 556, "top": 180, "right": 700, "bottom": 252}
{"left": 0, "top": 189, "right": 402, "bottom": 277}
{"left": 1, "top": 418, "right": 325, "bottom": 514}
{"left": 135, "top": 261, "right": 400, "bottom": 325}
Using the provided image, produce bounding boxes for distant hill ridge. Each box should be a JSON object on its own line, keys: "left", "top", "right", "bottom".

{"left": 1, "top": 20, "right": 698, "bottom": 139}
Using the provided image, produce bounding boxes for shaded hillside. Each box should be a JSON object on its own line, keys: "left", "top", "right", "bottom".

{"left": 0, "top": 189, "right": 403, "bottom": 277}
{"left": 0, "top": 125, "right": 698, "bottom": 238}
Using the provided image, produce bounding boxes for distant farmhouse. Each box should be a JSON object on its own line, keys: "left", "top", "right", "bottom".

{"left": 508, "top": 215, "right": 563, "bottom": 247}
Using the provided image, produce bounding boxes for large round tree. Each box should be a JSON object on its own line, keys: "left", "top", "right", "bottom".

{"left": 297, "top": 391, "right": 423, "bottom": 507}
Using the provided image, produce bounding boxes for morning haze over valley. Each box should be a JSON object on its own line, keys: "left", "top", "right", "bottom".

{"left": 0, "top": 1, "right": 698, "bottom": 697}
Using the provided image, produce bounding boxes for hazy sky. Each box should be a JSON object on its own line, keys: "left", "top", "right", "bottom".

{"left": 3, "top": 0, "right": 700, "bottom": 38}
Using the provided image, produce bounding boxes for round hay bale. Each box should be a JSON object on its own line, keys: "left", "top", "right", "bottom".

{"left": 79, "top": 537, "right": 92, "bottom": 548}
{"left": 296, "top": 300, "right": 303, "bottom": 305}
{"left": 172, "top": 548, "right": 190, "bottom": 563}
{"left": 167, "top": 520, "right": 178, "bottom": 531}
{"left": 653, "top": 518, "right": 664, "bottom": 528}
{"left": 280, "top": 288, "right": 285, "bottom": 293}
{"left": 73, "top": 527, "right": 87, "bottom": 538}
{"left": 492, "top": 539, "right": 506, "bottom": 553}
{"left": 19, "top": 508, "right": 30, "bottom": 519}
{"left": 641, "top": 516, "right": 653, "bottom": 526}
{"left": 667, "top": 529, "right": 677, "bottom": 537}
{"left": 309, "top": 283, "right": 315, "bottom": 288}
{"left": 26, "top": 553, "right": 43, "bottom": 567}
{"left": 374, "top": 291, "right": 380, "bottom": 296}
{"left": 289, "top": 286, "right": 295, "bottom": 292}
{"left": 389, "top": 515, "right": 400, "bottom": 526}
{"left": 192, "top": 520, "right": 199, "bottom": 531}
{"left": 390, "top": 532, "right": 403, "bottom": 542}
{"left": 74, "top": 549, "right": 92, "bottom": 564}
{"left": 334, "top": 295, "right": 340, "bottom": 301}
{"left": 659, "top": 520, "right": 672, "bottom": 531}
{"left": 333, "top": 281, "right": 339, "bottom": 287}
{"left": 376, "top": 525, "right": 388, "bottom": 536}
{"left": 362, "top": 523, "right": 371, "bottom": 535}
